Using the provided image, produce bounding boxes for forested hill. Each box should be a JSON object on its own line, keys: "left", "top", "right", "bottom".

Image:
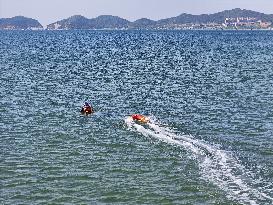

{"left": 46, "top": 8, "right": 273, "bottom": 29}
{"left": 1, "top": 8, "right": 272, "bottom": 30}
{"left": 0, "top": 16, "right": 43, "bottom": 30}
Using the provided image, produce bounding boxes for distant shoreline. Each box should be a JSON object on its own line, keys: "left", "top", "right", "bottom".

{"left": 1, "top": 8, "right": 272, "bottom": 31}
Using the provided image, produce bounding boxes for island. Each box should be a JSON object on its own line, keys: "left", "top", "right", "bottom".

{"left": 0, "top": 16, "right": 43, "bottom": 30}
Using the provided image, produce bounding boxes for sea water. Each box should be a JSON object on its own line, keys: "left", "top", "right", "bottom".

{"left": 1, "top": 30, "right": 273, "bottom": 204}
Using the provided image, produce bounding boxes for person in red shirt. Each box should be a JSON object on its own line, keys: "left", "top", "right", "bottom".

{"left": 81, "top": 102, "right": 94, "bottom": 115}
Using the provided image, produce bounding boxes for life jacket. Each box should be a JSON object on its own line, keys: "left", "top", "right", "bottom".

{"left": 84, "top": 106, "right": 92, "bottom": 114}
{"left": 81, "top": 105, "right": 93, "bottom": 114}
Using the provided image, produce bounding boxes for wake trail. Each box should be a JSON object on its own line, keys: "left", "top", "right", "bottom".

{"left": 125, "top": 117, "right": 273, "bottom": 205}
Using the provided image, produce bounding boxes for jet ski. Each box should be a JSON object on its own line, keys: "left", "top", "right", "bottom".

{"left": 131, "top": 114, "right": 149, "bottom": 123}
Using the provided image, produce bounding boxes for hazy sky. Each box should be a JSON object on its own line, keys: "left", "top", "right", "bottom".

{"left": 0, "top": 0, "right": 272, "bottom": 26}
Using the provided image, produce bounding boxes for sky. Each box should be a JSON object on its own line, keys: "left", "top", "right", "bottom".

{"left": 0, "top": 0, "right": 272, "bottom": 27}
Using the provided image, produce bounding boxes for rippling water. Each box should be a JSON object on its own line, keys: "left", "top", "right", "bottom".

{"left": 1, "top": 30, "right": 273, "bottom": 204}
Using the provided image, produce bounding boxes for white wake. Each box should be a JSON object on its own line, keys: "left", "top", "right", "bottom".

{"left": 125, "top": 117, "right": 273, "bottom": 205}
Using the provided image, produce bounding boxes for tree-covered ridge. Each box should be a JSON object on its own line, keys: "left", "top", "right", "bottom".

{"left": 0, "top": 16, "right": 43, "bottom": 30}
{"left": 47, "top": 15, "right": 130, "bottom": 29}
{"left": 46, "top": 8, "right": 273, "bottom": 29}
{"left": 0, "top": 8, "right": 272, "bottom": 30}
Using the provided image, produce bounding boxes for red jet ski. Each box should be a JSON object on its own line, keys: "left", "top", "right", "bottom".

{"left": 131, "top": 114, "right": 149, "bottom": 123}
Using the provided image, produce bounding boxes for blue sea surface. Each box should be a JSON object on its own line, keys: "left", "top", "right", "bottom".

{"left": 1, "top": 30, "right": 273, "bottom": 204}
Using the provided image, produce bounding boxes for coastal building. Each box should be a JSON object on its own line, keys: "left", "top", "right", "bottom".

{"left": 258, "top": 21, "right": 272, "bottom": 28}
{"left": 223, "top": 17, "right": 271, "bottom": 29}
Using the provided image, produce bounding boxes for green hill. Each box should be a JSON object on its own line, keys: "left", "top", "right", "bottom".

{"left": 0, "top": 16, "right": 43, "bottom": 30}
{"left": 47, "top": 8, "right": 273, "bottom": 30}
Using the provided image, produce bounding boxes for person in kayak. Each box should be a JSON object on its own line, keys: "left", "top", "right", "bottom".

{"left": 131, "top": 114, "right": 149, "bottom": 123}
{"left": 81, "top": 102, "right": 94, "bottom": 115}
